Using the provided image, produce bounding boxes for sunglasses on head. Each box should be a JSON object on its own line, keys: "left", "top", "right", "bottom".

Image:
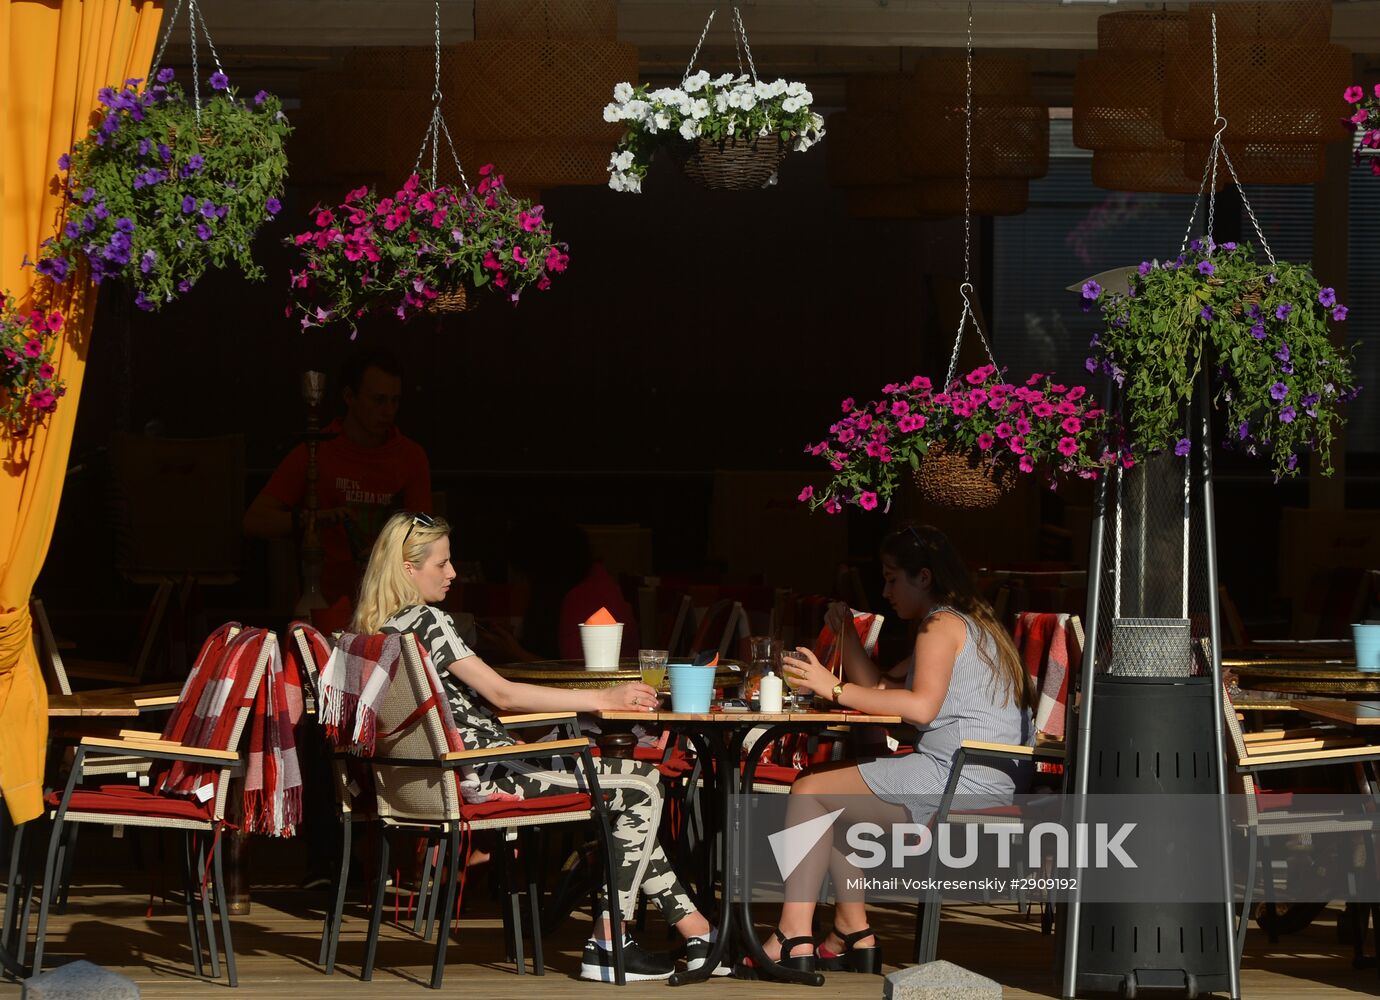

{"left": 402, "top": 511, "right": 436, "bottom": 547}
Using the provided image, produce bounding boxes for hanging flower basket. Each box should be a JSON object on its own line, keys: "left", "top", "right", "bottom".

{"left": 1, "top": 296, "right": 67, "bottom": 434}
{"left": 670, "top": 129, "right": 788, "bottom": 191}
{"left": 426, "top": 285, "right": 478, "bottom": 315}
{"left": 1343, "top": 82, "right": 1380, "bottom": 177}
{"left": 606, "top": 73, "right": 822, "bottom": 193}
{"left": 913, "top": 442, "right": 1017, "bottom": 510}
{"left": 1084, "top": 239, "right": 1359, "bottom": 479}
{"left": 800, "top": 365, "right": 1118, "bottom": 515}
{"left": 287, "top": 166, "right": 568, "bottom": 333}
{"left": 32, "top": 69, "right": 291, "bottom": 312}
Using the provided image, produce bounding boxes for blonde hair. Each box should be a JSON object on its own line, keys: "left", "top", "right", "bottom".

{"left": 351, "top": 510, "right": 452, "bottom": 634}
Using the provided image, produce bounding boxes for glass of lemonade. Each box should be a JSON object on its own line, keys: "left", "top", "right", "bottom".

{"left": 638, "top": 649, "right": 669, "bottom": 696}
{"left": 782, "top": 646, "right": 810, "bottom": 709}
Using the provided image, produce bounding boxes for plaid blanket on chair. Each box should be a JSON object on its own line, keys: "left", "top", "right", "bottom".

{"left": 160, "top": 627, "right": 271, "bottom": 805}
{"left": 242, "top": 633, "right": 304, "bottom": 837}
{"left": 319, "top": 633, "right": 404, "bottom": 753}
{"left": 160, "top": 622, "right": 240, "bottom": 744}
{"left": 1012, "top": 612, "right": 1078, "bottom": 741}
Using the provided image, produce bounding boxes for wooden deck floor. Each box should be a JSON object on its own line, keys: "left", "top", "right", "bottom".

{"left": 7, "top": 832, "right": 1378, "bottom": 999}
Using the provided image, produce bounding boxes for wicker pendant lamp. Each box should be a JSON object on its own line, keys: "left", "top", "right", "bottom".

{"left": 450, "top": 0, "right": 636, "bottom": 193}
{"left": 1163, "top": 1, "right": 1349, "bottom": 180}
{"left": 827, "top": 74, "right": 944, "bottom": 219}
{"left": 901, "top": 54, "right": 1047, "bottom": 181}
{"left": 1072, "top": 10, "right": 1217, "bottom": 194}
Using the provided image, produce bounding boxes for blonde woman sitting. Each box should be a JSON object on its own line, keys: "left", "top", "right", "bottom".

{"left": 353, "top": 510, "right": 724, "bottom": 982}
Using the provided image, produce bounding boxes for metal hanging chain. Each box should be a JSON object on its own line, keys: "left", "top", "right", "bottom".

{"left": 732, "top": 6, "right": 759, "bottom": 84}
{"left": 682, "top": 8, "right": 718, "bottom": 84}
{"left": 412, "top": 0, "right": 468, "bottom": 189}
{"left": 682, "top": 5, "right": 758, "bottom": 85}
{"left": 149, "top": 0, "right": 227, "bottom": 124}
{"left": 1178, "top": 12, "right": 1276, "bottom": 266}
{"left": 942, "top": 0, "right": 998, "bottom": 390}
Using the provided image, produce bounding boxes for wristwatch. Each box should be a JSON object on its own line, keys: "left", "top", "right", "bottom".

{"left": 831, "top": 681, "right": 846, "bottom": 704}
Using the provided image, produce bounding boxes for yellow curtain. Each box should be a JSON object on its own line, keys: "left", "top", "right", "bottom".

{"left": 0, "top": 1, "right": 163, "bottom": 824}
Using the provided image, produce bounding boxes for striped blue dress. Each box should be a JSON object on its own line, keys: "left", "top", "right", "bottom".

{"left": 858, "top": 606, "right": 1034, "bottom": 819}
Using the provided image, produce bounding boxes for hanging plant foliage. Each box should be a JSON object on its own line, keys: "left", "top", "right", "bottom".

{"left": 1, "top": 296, "right": 67, "bottom": 433}
{"left": 286, "top": 167, "right": 569, "bottom": 333}
{"left": 1084, "top": 239, "right": 1359, "bottom": 478}
{"left": 1343, "top": 82, "right": 1380, "bottom": 176}
{"left": 33, "top": 70, "right": 291, "bottom": 311}
{"left": 802, "top": 365, "right": 1118, "bottom": 514}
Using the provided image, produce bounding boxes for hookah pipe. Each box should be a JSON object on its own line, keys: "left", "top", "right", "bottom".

{"left": 295, "top": 370, "right": 329, "bottom": 616}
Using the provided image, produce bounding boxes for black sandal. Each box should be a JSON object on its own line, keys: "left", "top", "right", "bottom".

{"left": 733, "top": 928, "right": 817, "bottom": 979}
{"left": 816, "top": 927, "right": 882, "bottom": 974}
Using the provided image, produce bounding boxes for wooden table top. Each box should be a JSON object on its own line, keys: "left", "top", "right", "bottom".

{"left": 598, "top": 709, "right": 902, "bottom": 725}
{"left": 1227, "top": 658, "right": 1376, "bottom": 697}
{"left": 493, "top": 659, "right": 742, "bottom": 688}
{"left": 47, "top": 691, "right": 140, "bottom": 718}
{"left": 1292, "top": 699, "right": 1380, "bottom": 727}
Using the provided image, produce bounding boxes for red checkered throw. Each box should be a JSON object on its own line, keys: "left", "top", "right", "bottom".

{"left": 242, "top": 631, "right": 304, "bottom": 837}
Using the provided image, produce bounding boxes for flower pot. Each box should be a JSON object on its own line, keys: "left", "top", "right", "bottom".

{"left": 426, "top": 285, "right": 478, "bottom": 314}
{"left": 914, "top": 442, "right": 1016, "bottom": 510}
{"left": 673, "top": 131, "right": 787, "bottom": 190}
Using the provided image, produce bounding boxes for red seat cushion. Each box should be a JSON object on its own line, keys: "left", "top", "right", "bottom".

{"left": 46, "top": 786, "right": 214, "bottom": 823}
{"left": 635, "top": 745, "right": 697, "bottom": 778}
{"left": 460, "top": 792, "right": 591, "bottom": 822}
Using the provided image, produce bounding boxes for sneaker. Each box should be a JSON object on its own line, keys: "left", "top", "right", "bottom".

{"left": 580, "top": 935, "right": 675, "bottom": 982}
{"left": 684, "top": 932, "right": 731, "bottom": 977}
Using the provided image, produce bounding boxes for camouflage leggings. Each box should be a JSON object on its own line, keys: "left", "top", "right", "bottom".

{"left": 498, "top": 755, "right": 696, "bottom": 927}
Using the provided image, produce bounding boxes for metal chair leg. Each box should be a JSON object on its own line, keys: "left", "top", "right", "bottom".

{"left": 196, "top": 836, "right": 221, "bottom": 980}
{"left": 212, "top": 832, "right": 237, "bottom": 987}
{"left": 55, "top": 824, "right": 79, "bottom": 914}
{"left": 181, "top": 833, "right": 205, "bottom": 978}
{"left": 31, "top": 813, "right": 66, "bottom": 974}
{"left": 422, "top": 834, "right": 446, "bottom": 943}
{"left": 522, "top": 829, "right": 545, "bottom": 975}
{"left": 2, "top": 819, "right": 26, "bottom": 963}
{"left": 413, "top": 836, "right": 437, "bottom": 936}
{"left": 429, "top": 826, "right": 461, "bottom": 990}
{"left": 362, "top": 828, "right": 390, "bottom": 982}
{"left": 321, "top": 818, "right": 352, "bottom": 973}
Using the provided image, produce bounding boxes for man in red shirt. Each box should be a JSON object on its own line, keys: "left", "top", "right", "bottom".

{"left": 243, "top": 347, "right": 432, "bottom": 609}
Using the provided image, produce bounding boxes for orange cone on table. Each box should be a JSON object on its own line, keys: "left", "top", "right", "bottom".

{"left": 579, "top": 606, "right": 623, "bottom": 669}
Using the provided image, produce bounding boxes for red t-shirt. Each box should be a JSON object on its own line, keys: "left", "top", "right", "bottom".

{"left": 557, "top": 563, "right": 641, "bottom": 660}
{"left": 260, "top": 420, "right": 431, "bottom": 603}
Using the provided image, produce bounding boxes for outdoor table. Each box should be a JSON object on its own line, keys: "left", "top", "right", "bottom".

{"left": 598, "top": 708, "right": 901, "bottom": 986}
{"left": 494, "top": 659, "right": 742, "bottom": 689}
{"left": 1227, "top": 658, "right": 1375, "bottom": 698}
{"left": 1293, "top": 699, "right": 1380, "bottom": 730}
{"left": 44, "top": 692, "right": 139, "bottom": 718}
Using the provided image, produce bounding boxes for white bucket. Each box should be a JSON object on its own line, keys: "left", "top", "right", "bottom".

{"left": 579, "top": 623, "right": 624, "bottom": 670}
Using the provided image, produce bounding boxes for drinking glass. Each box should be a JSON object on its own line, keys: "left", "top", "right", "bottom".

{"left": 638, "top": 649, "right": 670, "bottom": 696}
{"left": 747, "top": 635, "right": 781, "bottom": 702}
{"left": 782, "top": 645, "right": 811, "bottom": 709}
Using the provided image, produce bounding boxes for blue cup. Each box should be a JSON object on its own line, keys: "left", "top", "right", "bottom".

{"left": 1354, "top": 623, "right": 1380, "bottom": 673}
{"left": 669, "top": 663, "right": 715, "bottom": 713}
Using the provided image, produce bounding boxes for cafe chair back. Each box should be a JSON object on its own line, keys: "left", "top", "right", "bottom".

{"left": 322, "top": 633, "right": 628, "bottom": 988}
{"left": 33, "top": 626, "right": 275, "bottom": 986}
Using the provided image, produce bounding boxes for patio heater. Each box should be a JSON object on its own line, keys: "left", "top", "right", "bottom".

{"left": 1058, "top": 370, "right": 1240, "bottom": 1000}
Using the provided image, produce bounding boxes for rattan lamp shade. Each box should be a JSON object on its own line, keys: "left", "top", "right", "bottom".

{"left": 1091, "top": 148, "right": 1223, "bottom": 196}
{"left": 900, "top": 99, "right": 1047, "bottom": 179}
{"left": 474, "top": 0, "right": 617, "bottom": 40}
{"left": 1181, "top": 140, "right": 1327, "bottom": 185}
{"left": 451, "top": 0, "right": 637, "bottom": 192}
{"left": 1164, "top": 39, "right": 1351, "bottom": 144}
{"left": 902, "top": 54, "right": 1047, "bottom": 180}
{"left": 826, "top": 75, "right": 906, "bottom": 188}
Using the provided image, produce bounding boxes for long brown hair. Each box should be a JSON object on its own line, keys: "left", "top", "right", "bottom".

{"left": 881, "top": 523, "right": 1035, "bottom": 712}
